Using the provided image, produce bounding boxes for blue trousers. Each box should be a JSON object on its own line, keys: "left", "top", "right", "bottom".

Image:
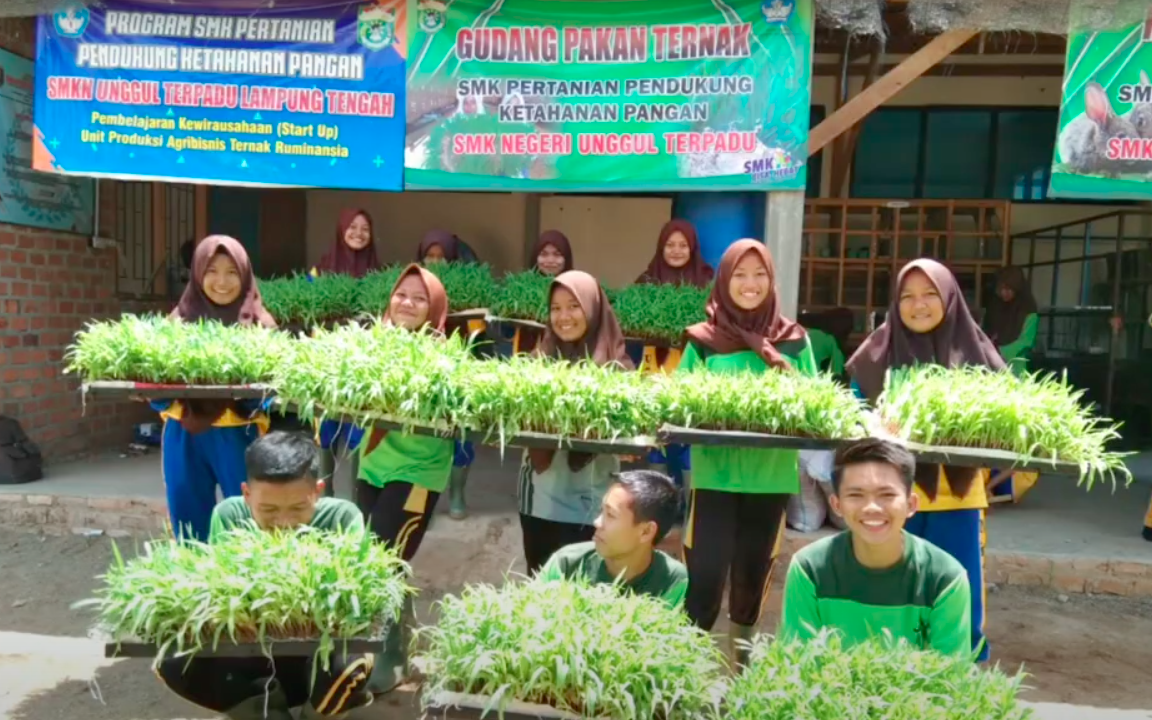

{"left": 646, "top": 444, "right": 691, "bottom": 486}
{"left": 162, "top": 420, "right": 259, "bottom": 542}
{"left": 454, "top": 440, "right": 475, "bottom": 468}
{"left": 905, "top": 509, "right": 988, "bottom": 662}
{"left": 318, "top": 418, "right": 365, "bottom": 452}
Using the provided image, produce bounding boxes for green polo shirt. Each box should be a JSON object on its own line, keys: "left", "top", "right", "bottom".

{"left": 207, "top": 496, "right": 364, "bottom": 542}
{"left": 676, "top": 337, "right": 817, "bottom": 494}
{"left": 358, "top": 430, "right": 455, "bottom": 493}
{"left": 780, "top": 531, "right": 972, "bottom": 656}
{"left": 538, "top": 541, "right": 689, "bottom": 609}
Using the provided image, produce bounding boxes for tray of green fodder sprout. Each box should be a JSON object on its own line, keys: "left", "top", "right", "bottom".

{"left": 80, "top": 525, "right": 413, "bottom": 662}
{"left": 606, "top": 282, "right": 710, "bottom": 347}
{"left": 874, "top": 365, "right": 1132, "bottom": 486}
{"left": 67, "top": 315, "right": 290, "bottom": 403}
{"left": 418, "top": 577, "right": 727, "bottom": 720}
{"left": 726, "top": 630, "right": 1032, "bottom": 720}
{"left": 258, "top": 273, "right": 362, "bottom": 330}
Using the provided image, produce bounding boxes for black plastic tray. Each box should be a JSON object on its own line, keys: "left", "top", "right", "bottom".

{"left": 904, "top": 441, "right": 1082, "bottom": 474}
{"left": 82, "top": 381, "right": 272, "bottom": 401}
{"left": 424, "top": 692, "right": 598, "bottom": 720}
{"left": 658, "top": 425, "right": 849, "bottom": 451}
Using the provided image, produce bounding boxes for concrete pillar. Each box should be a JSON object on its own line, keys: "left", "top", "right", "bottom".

{"left": 764, "top": 190, "right": 804, "bottom": 318}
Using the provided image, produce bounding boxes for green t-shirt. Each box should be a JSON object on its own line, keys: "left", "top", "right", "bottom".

{"left": 998, "top": 313, "right": 1039, "bottom": 374}
{"left": 358, "top": 430, "right": 455, "bottom": 493}
{"left": 538, "top": 541, "right": 689, "bottom": 609}
{"left": 780, "top": 531, "right": 972, "bottom": 656}
{"left": 676, "top": 337, "right": 817, "bottom": 494}
{"left": 207, "top": 496, "right": 364, "bottom": 542}
{"left": 805, "top": 327, "right": 846, "bottom": 375}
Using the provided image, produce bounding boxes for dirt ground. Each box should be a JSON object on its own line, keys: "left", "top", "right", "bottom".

{"left": 2, "top": 521, "right": 1152, "bottom": 719}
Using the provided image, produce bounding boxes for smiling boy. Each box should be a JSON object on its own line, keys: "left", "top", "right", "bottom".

{"left": 538, "top": 470, "right": 688, "bottom": 609}
{"left": 779, "top": 438, "right": 972, "bottom": 657}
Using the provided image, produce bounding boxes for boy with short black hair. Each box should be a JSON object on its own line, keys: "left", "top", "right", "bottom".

{"left": 779, "top": 438, "right": 973, "bottom": 657}
{"left": 539, "top": 470, "right": 688, "bottom": 608}
{"left": 158, "top": 431, "right": 375, "bottom": 720}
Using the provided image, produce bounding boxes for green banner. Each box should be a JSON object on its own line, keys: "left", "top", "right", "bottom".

{"left": 1052, "top": 14, "right": 1152, "bottom": 199}
{"left": 405, "top": 0, "right": 812, "bottom": 191}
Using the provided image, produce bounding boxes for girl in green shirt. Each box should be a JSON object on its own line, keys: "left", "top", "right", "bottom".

{"left": 357, "top": 264, "right": 455, "bottom": 562}
{"left": 677, "top": 239, "right": 816, "bottom": 661}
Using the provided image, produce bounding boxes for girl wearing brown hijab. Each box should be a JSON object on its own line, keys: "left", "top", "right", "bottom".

{"left": 676, "top": 240, "right": 816, "bottom": 663}
{"left": 315, "top": 208, "right": 381, "bottom": 278}
{"left": 518, "top": 270, "right": 634, "bottom": 573}
{"left": 510, "top": 230, "right": 577, "bottom": 356}
{"left": 159, "top": 236, "right": 276, "bottom": 542}
{"left": 846, "top": 258, "right": 1004, "bottom": 663}
{"left": 357, "top": 265, "right": 455, "bottom": 564}
{"left": 636, "top": 219, "right": 714, "bottom": 288}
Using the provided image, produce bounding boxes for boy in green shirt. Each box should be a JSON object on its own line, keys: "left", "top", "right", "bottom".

{"left": 158, "top": 432, "right": 374, "bottom": 720}
{"left": 539, "top": 470, "right": 688, "bottom": 609}
{"left": 780, "top": 438, "right": 973, "bottom": 657}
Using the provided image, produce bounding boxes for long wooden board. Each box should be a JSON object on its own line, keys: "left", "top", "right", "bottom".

{"left": 82, "top": 381, "right": 272, "bottom": 401}
{"left": 425, "top": 692, "right": 605, "bottom": 720}
{"left": 105, "top": 637, "right": 381, "bottom": 659}
{"left": 659, "top": 425, "right": 850, "bottom": 452}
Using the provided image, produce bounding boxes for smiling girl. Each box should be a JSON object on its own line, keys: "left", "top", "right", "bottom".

{"left": 677, "top": 239, "right": 815, "bottom": 664}
{"left": 518, "top": 270, "right": 634, "bottom": 573}
{"left": 846, "top": 258, "right": 1005, "bottom": 662}
{"left": 159, "top": 236, "right": 277, "bottom": 542}
{"left": 510, "top": 230, "right": 576, "bottom": 357}
{"left": 356, "top": 265, "right": 454, "bottom": 562}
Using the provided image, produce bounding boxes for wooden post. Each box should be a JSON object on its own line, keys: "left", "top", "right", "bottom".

{"left": 151, "top": 182, "right": 167, "bottom": 297}
{"left": 831, "top": 41, "right": 884, "bottom": 196}
{"left": 194, "top": 184, "right": 209, "bottom": 240}
{"left": 808, "top": 29, "right": 978, "bottom": 156}
{"left": 764, "top": 191, "right": 805, "bottom": 319}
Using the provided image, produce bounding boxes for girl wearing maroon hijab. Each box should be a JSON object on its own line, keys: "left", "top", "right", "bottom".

{"left": 846, "top": 258, "right": 1004, "bottom": 663}
{"left": 316, "top": 208, "right": 380, "bottom": 278}
{"left": 676, "top": 239, "right": 816, "bottom": 667}
{"left": 512, "top": 230, "right": 576, "bottom": 356}
{"left": 158, "top": 236, "right": 276, "bottom": 542}
{"left": 518, "top": 271, "right": 634, "bottom": 573}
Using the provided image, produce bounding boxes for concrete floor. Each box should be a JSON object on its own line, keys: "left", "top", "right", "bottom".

{"left": 6, "top": 446, "right": 1152, "bottom": 562}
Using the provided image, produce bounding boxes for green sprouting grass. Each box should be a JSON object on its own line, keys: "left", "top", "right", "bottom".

{"left": 258, "top": 273, "right": 361, "bottom": 326}
{"left": 491, "top": 270, "right": 552, "bottom": 323}
{"left": 608, "top": 283, "right": 710, "bottom": 343}
{"left": 656, "top": 369, "right": 866, "bottom": 440}
{"left": 877, "top": 365, "right": 1130, "bottom": 489}
{"left": 65, "top": 315, "right": 288, "bottom": 385}
{"left": 424, "top": 262, "right": 502, "bottom": 312}
{"left": 726, "top": 631, "right": 1032, "bottom": 720}
{"left": 274, "top": 320, "right": 474, "bottom": 430}
{"left": 417, "top": 577, "right": 725, "bottom": 720}
{"left": 356, "top": 266, "right": 404, "bottom": 318}
{"left": 79, "top": 526, "right": 413, "bottom": 668}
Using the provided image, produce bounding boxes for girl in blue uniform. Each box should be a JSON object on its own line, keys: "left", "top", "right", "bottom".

{"left": 846, "top": 258, "right": 1005, "bottom": 662}
{"left": 158, "top": 236, "right": 277, "bottom": 542}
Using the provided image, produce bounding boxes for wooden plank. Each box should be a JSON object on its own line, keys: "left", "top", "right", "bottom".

{"left": 808, "top": 29, "right": 979, "bottom": 156}
{"left": 83, "top": 382, "right": 273, "bottom": 401}
{"left": 151, "top": 183, "right": 167, "bottom": 296}
{"left": 659, "top": 426, "right": 850, "bottom": 452}
{"left": 831, "top": 41, "right": 884, "bottom": 196}
{"left": 194, "top": 185, "right": 208, "bottom": 241}
{"left": 425, "top": 692, "right": 603, "bottom": 720}
{"left": 106, "top": 637, "right": 382, "bottom": 659}
{"left": 905, "top": 441, "right": 1082, "bottom": 475}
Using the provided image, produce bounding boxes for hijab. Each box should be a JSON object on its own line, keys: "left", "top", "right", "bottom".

{"left": 636, "top": 219, "right": 714, "bottom": 287}
{"left": 538, "top": 271, "right": 633, "bottom": 370}
{"left": 684, "top": 239, "right": 805, "bottom": 370}
{"left": 171, "top": 235, "right": 276, "bottom": 329}
{"left": 417, "top": 229, "right": 463, "bottom": 264}
{"left": 317, "top": 208, "right": 381, "bottom": 278}
{"left": 983, "top": 266, "right": 1038, "bottom": 346}
{"left": 846, "top": 259, "right": 1005, "bottom": 403}
{"left": 846, "top": 259, "right": 1006, "bottom": 501}
{"left": 385, "top": 264, "right": 448, "bottom": 333}
{"left": 532, "top": 230, "right": 574, "bottom": 275}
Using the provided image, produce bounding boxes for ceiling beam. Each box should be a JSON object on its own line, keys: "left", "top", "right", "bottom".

{"left": 808, "top": 29, "right": 979, "bottom": 157}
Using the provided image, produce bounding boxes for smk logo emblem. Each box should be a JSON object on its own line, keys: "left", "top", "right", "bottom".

{"left": 761, "top": 0, "right": 794, "bottom": 24}
{"left": 744, "top": 148, "right": 800, "bottom": 183}
{"left": 357, "top": 4, "right": 396, "bottom": 51}
{"left": 53, "top": 5, "right": 90, "bottom": 38}
{"left": 418, "top": 0, "right": 448, "bottom": 33}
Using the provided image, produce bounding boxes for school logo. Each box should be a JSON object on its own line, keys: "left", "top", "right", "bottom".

{"left": 53, "top": 5, "right": 90, "bottom": 38}
{"left": 744, "top": 148, "right": 800, "bottom": 183}
{"left": 357, "top": 4, "right": 396, "bottom": 51}
{"left": 417, "top": 0, "right": 448, "bottom": 33}
{"left": 761, "top": 0, "right": 795, "bottom": 24}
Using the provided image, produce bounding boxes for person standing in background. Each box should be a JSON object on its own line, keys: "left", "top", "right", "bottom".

{"left": 156, "top": 236, "right": 278, "bottom": 542}
{"left": 846, "top": 258, "right": 1003, "bottom": 663}
{"left": 676, "top": 239, "right": 816, "bottom": 669}
{"left": 312, "top": 209, "right": 381, "bottom": 499}
{"left": 982, "top": 265, "right": 1041, "bottom": 505}
{"left": 511, "top": 230, "right": 576, "bottom": 355}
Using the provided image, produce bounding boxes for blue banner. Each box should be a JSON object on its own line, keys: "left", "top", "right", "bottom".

{"left": 0, "top": 47, "right": 93, "bottom": 234}
{"left": 33, "top": 1, "right": 406, "bottom": 191}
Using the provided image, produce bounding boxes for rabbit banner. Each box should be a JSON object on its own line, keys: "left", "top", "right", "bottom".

{"left": 1052, "top": 13, "right": 1152, "bottom": 199}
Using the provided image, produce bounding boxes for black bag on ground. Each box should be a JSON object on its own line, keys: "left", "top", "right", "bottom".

{"left": 0, "top": 416, "right": 43, "bottom": 484}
